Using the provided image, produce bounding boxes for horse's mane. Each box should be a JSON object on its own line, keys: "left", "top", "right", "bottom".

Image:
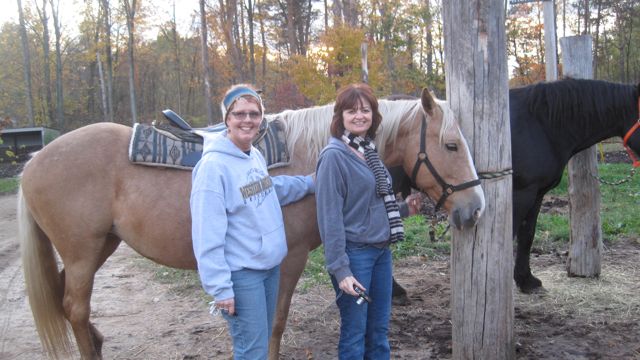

{"left": 517, "top": 78, "right": 637, "bottom": 131}
{"left": 266, "top": 96, "right": 456, "bottom": 163}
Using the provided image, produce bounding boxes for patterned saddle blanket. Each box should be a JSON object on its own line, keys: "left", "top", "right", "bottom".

{"left": 128, "top": 120, "right": 290, "bottom": 170}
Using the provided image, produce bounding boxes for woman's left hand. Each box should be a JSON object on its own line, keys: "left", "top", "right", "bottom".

{"left": 405, "top": 193, "right": 425, "bottom": 216}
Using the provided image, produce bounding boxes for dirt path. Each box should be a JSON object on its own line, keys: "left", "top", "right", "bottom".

{"left": 1, "top": 192, "right": 639, "bottom": 359}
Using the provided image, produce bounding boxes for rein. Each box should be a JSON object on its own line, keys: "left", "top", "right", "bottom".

{"left": 622, "top": 97, "right": 640, "bottom": 167}
{"left": 410, "top": 113, "right": 481, "bottom": 212}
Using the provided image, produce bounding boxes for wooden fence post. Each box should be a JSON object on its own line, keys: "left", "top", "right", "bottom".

{"left": 443, "top": 0, "right": 514, "bottom": 358}
{"left": 561, "top": 35, "right": 602, "bottom": 278}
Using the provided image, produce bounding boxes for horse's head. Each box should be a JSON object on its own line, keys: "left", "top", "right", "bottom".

{"left": 382, "top": 89, "right": 485, "bottom": 230}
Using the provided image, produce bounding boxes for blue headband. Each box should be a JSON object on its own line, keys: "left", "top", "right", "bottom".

{"left": 222, "top": 87, "right": 262, "bottom": 111}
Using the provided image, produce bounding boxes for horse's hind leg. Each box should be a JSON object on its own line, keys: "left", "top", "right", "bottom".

{"left": 61, "top": 234, "right": 121, "bottom": 359}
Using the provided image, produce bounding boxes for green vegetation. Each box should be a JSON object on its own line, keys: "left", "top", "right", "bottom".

{"left": 0, "top": 177, "right": 19, "bottom": 194}
{"left": 536, "top": 163, "right": 640, "bottom": 251}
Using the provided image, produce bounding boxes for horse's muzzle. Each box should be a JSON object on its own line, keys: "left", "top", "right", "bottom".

{"left": 449, "top": 199, "right": 485, "bottom": 230}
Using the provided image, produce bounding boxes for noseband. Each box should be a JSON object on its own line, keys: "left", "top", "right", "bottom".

{"left": 410, "top": 113, "right": 481, "bottom": 212}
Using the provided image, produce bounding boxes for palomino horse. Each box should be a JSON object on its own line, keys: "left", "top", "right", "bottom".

{"left": 19, "top": 88, "right": 485, "bottom": 359}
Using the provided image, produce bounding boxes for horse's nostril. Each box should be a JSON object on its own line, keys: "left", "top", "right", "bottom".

{"left": 473, "top": 208, "right": 481, "bottom": 221}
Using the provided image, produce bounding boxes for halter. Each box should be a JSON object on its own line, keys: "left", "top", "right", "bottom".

{"left": 622, "top": 98, "right": 640, "bottom": 167}
{"left": 410, "top": 113, "right": 481, "bottom": 212}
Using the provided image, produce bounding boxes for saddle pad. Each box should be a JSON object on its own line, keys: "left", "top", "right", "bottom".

{"left": 128, "top": 121, "right": 290, "bottom": 170}
{"left": 129, "top": 123, "right": 203, "bottom": 169}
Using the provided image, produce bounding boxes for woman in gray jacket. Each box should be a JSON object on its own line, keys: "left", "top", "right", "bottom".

{"left": 316, "top": 83, "right": 419, "bottom": 359}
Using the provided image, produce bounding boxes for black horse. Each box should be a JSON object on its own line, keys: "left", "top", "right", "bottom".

{"left": 392, "top": 78, "right": 640, "bottom": 295}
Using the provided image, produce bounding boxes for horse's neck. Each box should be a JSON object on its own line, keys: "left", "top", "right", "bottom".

{"left": 540, "top": 81, "right": 636, "bottom": 151}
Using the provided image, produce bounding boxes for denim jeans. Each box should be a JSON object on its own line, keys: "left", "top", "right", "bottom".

{"left": 222, "top": 265, "right": 280, "bottom": 360}
{"left": 331, "top": 242, "right": 393, "bottom": 360}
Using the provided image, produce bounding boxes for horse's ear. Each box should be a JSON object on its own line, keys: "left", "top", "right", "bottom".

{"left": 421, "top": 88, "right": 435, "bottom": 116}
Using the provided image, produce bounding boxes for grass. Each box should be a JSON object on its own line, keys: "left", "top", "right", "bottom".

{"left": 535, "top": 163, "right": 640, "bottom": 251}
{"left": 0, "top": 177, "right": 19, "bottom": 194}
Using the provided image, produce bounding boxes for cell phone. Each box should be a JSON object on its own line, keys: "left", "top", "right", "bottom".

{"left": 353, "top": 285, "right": 372, "bottom": 305}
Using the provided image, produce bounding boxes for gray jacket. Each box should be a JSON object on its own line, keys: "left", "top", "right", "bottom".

{"left": 315, "top": 137, "right": 399, "bottom": 282}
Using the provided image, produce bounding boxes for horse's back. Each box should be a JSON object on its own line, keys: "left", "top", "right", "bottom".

{"left": 21, "top": 122, "right": 197, "bottom": 269}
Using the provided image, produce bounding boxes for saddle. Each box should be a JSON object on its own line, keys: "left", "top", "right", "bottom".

{"left": 128, "top": 109, "right": 290, "bottom": 170}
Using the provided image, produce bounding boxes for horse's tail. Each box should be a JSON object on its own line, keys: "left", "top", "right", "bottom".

{"left": 18, "top": 186, "right": 73, "bottom": 359}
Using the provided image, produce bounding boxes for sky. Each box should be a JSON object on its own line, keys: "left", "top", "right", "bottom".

{"left": 0, "top": 0, "right": 201, "bottom": 37}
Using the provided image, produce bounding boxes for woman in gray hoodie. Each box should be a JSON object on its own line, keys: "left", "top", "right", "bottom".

{"left": 191, "top": 84, "right": 314, "bottom": 359}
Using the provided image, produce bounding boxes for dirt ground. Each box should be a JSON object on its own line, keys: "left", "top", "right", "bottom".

{"left": 1, "top": 188, "right": 639, "bottom": 359}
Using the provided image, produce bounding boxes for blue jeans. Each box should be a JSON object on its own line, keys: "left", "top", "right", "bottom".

{"left": 331, "top": 242, "right": 393, "bottom": 360}
{"left": 222, "top": 266, "right": 280, "bottom": 360}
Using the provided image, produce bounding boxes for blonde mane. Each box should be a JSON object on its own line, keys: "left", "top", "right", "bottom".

{"left": 267, "top": 95, "right": 456, "bottom": 164}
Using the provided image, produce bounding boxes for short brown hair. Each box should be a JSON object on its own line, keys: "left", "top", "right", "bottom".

{"left": 330, "top": 83, "right": 382, "bottom": 139}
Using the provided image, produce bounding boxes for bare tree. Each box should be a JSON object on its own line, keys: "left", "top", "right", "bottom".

{"left": 100, "top": 0, "right": 114, "bottom": 122}
{"left": 200, "top": 0, "right": 214, "bottom": 125}
{"left": 17, "top": 0, "right": 34, "bottom": 126}
{"left": 171, "top": 1, "right": 183, "bottom": 113}
{"left": 49, "top": 0, "right": 64, "bottom": 130}
{"left": 258, "top": 0, "right": 267, "bottom": 87}
{"left": 35, "top": 0, "right": 54, "bottom": 127}
{"left": 122, "top": 0, "right": 138, "bottom": 124}
{"left": 246, "top": 0, "right": 256, "bottom": 84}
{"left": 219, "top": 0, "right": 244, "bottom": 81}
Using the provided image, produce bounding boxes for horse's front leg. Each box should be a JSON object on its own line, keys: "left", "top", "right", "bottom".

{"left": 513, "top": 195, "right": 545, "bottom": 293}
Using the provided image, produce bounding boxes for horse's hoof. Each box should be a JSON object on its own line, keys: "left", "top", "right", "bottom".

{"left": 517, "top": 275, "right": 543, "bottom": 294}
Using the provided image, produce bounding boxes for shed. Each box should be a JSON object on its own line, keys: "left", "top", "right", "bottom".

{"left": 0, "top": 127, "right": 60, "bottom": 161}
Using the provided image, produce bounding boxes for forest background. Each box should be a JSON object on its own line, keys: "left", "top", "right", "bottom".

{"left": 0, "top": 0, "right": 638, "bottom": 132}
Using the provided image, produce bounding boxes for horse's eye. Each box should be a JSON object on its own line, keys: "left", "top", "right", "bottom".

{"left": 445, "top": 143, "right": 458, "bottom": 151}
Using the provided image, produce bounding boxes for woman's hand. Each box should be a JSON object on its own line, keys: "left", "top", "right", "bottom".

{"left": 215, "top": 298, "right": 236, "bottom": 316}
{"left": 339, "top": 276, "right": 365, "bottom": 297}
{"left": 405, "top": 193, "right": 425, "bottom": 216}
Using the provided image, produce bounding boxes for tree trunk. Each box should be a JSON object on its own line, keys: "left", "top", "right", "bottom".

{"left": 219, "top": 0, "right": 243, "bottom": 81}
{"left": 443, "top": 0, "right": 514, "bottom": 358}
{"left": 100, "top": 0, "right": 114, "bottom": 122}
{"left": 171, "top": 1, "right": 183, "bottom": 113}
{"left": 361, "top": 42, "right": 368, "bottom": 84}
{"left": 97, "top": 52, "right": 109, "bottom": 122}
{"left": 561, "top": 35, "right": 602, "bottom": 280}
{"left": 50, "top": 0, "right": 64, "bottom": 130}
{"left": 17, "top": 0, "right": 35, "bottom": 126}
{"left": 286, "top": 0, "right": 298, "bottom": 56}
{"left": 593, "top": 0, "right": 603, "bottom": 79}
{"left": 259, "top": 0, "right": 267, "bottom": 88}
{"left": 425, "top": 0, "right": 433, "bottom": 78}
{"left": 543, "top": 0, "right": 558, "bottom": 81}
{"left": 247, "top": 0, "right": 256, "bottom": 84}
{"left": 200, "top": 0, "right": 214, "bottom": 125}
{"left": 378, "top": 2, "right": 396, "bottom": 93}
{"left": 123, "top": 0, "right": 138, "bottom": 124}
{"left": 37, "top": 0, "right": 54, "bottom": 127}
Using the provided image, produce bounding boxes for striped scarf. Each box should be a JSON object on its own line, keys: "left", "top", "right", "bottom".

{"left": 342, "top": 131, "right": 404, "bottom": 243}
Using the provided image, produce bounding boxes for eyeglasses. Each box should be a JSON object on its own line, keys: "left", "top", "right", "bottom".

{"left": 230, "top": 111, "right": 262, "bottom": 120}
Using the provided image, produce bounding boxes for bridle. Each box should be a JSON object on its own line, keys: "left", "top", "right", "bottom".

{"left": 622, "top": 97, "right": 640, "bottom": 168}
{"left": 410, "top": 112, "right": 481, "bottom": 212}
